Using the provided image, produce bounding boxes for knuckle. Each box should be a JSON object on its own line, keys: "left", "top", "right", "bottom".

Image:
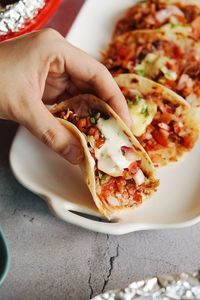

{"left": 37, "top": 28, "right": 62, "bottom": 41}
{"left": 40, "top": 127, "right": 67, "bottom": 154}
{"left": 41, "top": 128, "right": 58, "bottom": 149}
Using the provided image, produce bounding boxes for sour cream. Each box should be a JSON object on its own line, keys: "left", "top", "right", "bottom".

{"left": 95, "top": 118, "right": 139, "bottom": 177}
{"left": 129, "top": 98, "right": 157, "bottom": 137}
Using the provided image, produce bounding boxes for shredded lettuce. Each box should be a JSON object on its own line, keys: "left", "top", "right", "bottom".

{"left": 135, "top": 64, "right": 146, "bottom": 76}
{"left": 99, "top": 172, "right": 107, "bottom": 183}
{"left": 135, "top": 95, "right": 142, "bottom": 105}
{"left": 127, "top": 99, "right": 133, "bottom": 108}
{"left": 140, "top": 106, "right": 149, "bottom": 117}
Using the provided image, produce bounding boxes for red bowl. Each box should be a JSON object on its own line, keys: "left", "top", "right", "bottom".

{"left": 0, "top": 0, "right": 62, "bottom": 42}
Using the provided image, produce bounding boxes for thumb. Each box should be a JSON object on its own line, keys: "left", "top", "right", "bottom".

{"left": 21, "top": 102, "right": 84, "bottom": 164}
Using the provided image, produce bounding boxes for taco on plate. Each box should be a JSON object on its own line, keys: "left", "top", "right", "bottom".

{"left": 113, "top": 0, "right": 200, "bottom": 38}
{"left": 50, "top": 94, "right": 159, "bottom": 219}
{"left": 103, "top": 29, "right": 200, "bottom": 106}
{"left": 115, "top": 74, "right": 199, "bottom": 166}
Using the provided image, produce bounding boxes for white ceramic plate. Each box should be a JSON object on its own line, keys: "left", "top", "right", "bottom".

{"left": 10, "top": 0, "right": 200, "bottom": 235}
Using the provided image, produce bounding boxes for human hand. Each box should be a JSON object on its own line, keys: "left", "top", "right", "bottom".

{"left": 0, "top": 29, "right": 132, "bottom": 164}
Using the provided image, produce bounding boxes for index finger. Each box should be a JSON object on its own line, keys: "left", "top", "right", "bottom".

{"left": 62, "top": 42, "right": 132, "bottom": 127}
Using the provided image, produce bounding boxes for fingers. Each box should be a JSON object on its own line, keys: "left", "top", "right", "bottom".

{"left": 61, "top": 43, "right": 132, "bottom": 127}
{"left": 20, "top": 101, "right": 84, "bottom": 164}
{"left": 29, "top": 30, "right": 131, "bottom": 127}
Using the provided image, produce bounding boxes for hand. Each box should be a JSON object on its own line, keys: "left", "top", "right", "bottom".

{"left": 0, "top": 29, "right": 132, "bottom": 164}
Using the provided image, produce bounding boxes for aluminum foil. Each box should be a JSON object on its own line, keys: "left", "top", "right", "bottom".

{"left": 0, "top": 0, "right": 45, "bottom": 35}
{"left": 93, "top": 271, "right": 200, "bottom": 300}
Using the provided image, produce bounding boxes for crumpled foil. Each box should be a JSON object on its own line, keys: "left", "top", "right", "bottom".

{"left": 0, "top": 0, "right": 45, "bottom": 35}
{"left": 92, "top": 271, "right": 200, "bottom": 300}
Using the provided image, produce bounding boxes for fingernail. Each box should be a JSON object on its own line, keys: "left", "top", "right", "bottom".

{"left": 62, "top": 144, "right": 84, "bottom": 164}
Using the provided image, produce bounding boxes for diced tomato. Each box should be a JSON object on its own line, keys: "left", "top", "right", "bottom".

{"left": 88, "top": 127, "right": 96, "bottom": 136}
{"left": 145, "top": 138, "right": 157, "bottom": 151}
{"left": 173, "top": 122, "right": 180, "bottom": 134}
{"left": 86, "top": 116, "right": 92, "bottom": 128}
{"left": 133, "top": 191, "right": 142, "bottom": 203}
{"left": 166, "top": 62, "right": 173, "bottom": 70}
{"left": 95, "top": 138, "right": 105, "bottom": 149}
{"left": 101, "top": 177, "right": 116, "bottom": 198}
{"left": 164, "top": 79, "right": 176, "bottom": 89}
{"left": 191, "top": 16, "right": 200, "bottom": 39}
{"left": 153, "top": 129, "right": 169, "bottom": 147}
{"left": 94, "top": 129, "right": 100, "bottom": 140}
{"left": 159, "top": 102, "right": 174, "bottom": 114}
{"left": 116, "top": 177, "right": 126, "bottom": 193}
{"left": 174, "top": 14, "right": 186, "bottom": 24}
{"left": 182, "top": 134, "right": 194, "bottom": 149}
{"left": 77, "top": 118, "right": 87, "bottom": 132}
{"left": 159, "top": 112, "right": 172, "bottom": 124}
{"left": 128, "top": 161, "right": 140, "bottom": 175}
{"left": 165, "top": 104, "right": 174, "bottom": 114}
{"left": 146, "top": 124, "right": 155, "bottom": 133}
{"left": 118, "top": 46, "right": 129, "bottom": 59}
{"left": 127, "top": 185, "right": 136, "bottom": 196}
{"left": 120, "top": 86, "right": 129, "bottom": 97}
{"left": 173, "top": 45, "right": 184, "bottom": 59}
{"left": 118, "top": 46, "right": 134, "bottom": 60}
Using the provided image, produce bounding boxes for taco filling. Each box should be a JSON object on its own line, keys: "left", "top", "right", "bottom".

{"left": 54, "top": 107, "right": 158, "bottom": 210}
{"left": 114, "top": 0, "right": 200, "bottom": 37}
{"left": 116, "top": 75, "right": 198, "bottom": 167}
{"left": 103, "top": 30, "right": 200, "bottom": 106}
{"left": 103, "top": 33, "right": 183, "bottom": 88}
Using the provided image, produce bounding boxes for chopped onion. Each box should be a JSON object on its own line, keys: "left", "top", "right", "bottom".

{"left": 156, "top": 6, "right": 184, "bottom": 23}
{"left": 107, "top": 196, "right": 120, "bottom": 207}
{"left": 177, "top": 74, "right": 193, "bottom": 91}
{"left": 186, "top": 94, "right": 197, "bottom": 105}
{"left": 133, "top": 169, "right": 145, "bottom": 185}
{"left": 158, "top": 123, "right": 170, "bottom": 131}
{"left": 145, "top": 132, "right": 152, "bottom": 140}
{"left": 178, "top": 121, "right": 184, "bottom": 128}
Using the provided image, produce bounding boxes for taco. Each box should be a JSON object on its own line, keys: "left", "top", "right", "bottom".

{"left": 102, "top": 29, "right": 200, "bottom": 106}
{"left": 50, "top": 94, "right": 159, "bottom": 219}
{"left": 115, "top": 74, "right": 199, "bottom": 166}
{"left": 113, "top": 0, "right": 200, "bottom": 37}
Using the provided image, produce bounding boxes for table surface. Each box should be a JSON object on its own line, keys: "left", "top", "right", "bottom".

{"left": 1, "top": 1, "right": 200, "bottom": 299}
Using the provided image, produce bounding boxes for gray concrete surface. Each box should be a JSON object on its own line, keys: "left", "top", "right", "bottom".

{"left": 0, "top": 120, "right": 200, "bottom": 300}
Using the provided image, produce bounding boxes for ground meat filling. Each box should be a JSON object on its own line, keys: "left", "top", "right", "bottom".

{"left": 55, "top": 109, "right": 152, "bottom": 209}
{"left": 103, "top": 34, "right": 200, "bottom": 104}
{"left": 121, "top": 89, "right": 195, "bottom": 154}
{"left": 175, "top": 58, "right": 200, "bottom": 104}
{"left": 114, "top": 1, "right": 200, "bottom": 37}
{"left": 103, "top": 37, "right": 183, "bottom": 84}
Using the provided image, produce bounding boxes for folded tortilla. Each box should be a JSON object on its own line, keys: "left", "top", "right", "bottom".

{"left": 50, "top": 94, "right": 159, "bottom": 219}
{"left": 102, "top": 28, "right": 200, "bottom": 106}
{"left": 113, "top": 0, "right": 200, "bottom": 37}
{"left": 115, "top": 74, "right": 199, "bottom": 166}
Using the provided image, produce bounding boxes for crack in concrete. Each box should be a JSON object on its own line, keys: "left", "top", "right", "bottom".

{"left": 101, "top": 243, "right": 119, "bottom": 294}
{"left": 88, "top": 273, "right": 94, "bottom": 299}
